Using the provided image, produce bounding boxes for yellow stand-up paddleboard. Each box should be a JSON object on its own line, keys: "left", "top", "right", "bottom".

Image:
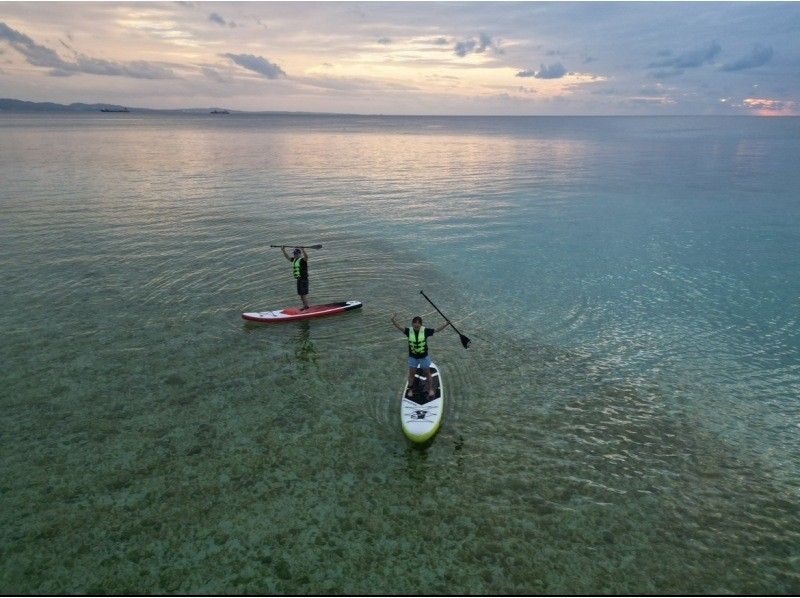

{"left": 401, "top": 363, "right": 444, "bottom": 443}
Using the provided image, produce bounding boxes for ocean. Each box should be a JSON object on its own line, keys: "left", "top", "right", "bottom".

{"left": 1, "top": 113, "right": 798, "bottom": 593}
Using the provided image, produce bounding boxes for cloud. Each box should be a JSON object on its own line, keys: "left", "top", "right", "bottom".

{"left": 535, "top": 62, "right": 567, "bottom": 79}
{"left": 201, "top": 66, "right": 230, "bottom": 83}
{"left": 0, "top": 21, "right": 68, "bottom": 68}
{"left": 650, "top": 69, "right": 684, "bottom": 79}
{"left": 646, "top": 42, "right": 722, "bottom": 79}
{"left": 209, "top": 12, "right": 238, "bottom": 28}
{"left": 295, "top": 75, "right": 418, "bottom": 93}
{"left": 0, "top": 21, "right": 175, "bottom": 79}
{"left": 454, "top": 39, "right": 476, "bottom": 57}
{"left": 590, "top": 87, "right": 619, "bottom": 96}
{"left": 627, "top": 96, "right": 673, "bottom": 106}
{"left": 75, "top": 56, "right": 174, "bottom": 79}
{"left": 0, "top": 22, "right": 31, "bottom": 46}
{"left": 454, "top": 33, "right": 501, "bottom": 57}
{"left": 648, "top": 41, "right": 721, "bottom": 69}
{"left": 426, "top": 73, "right": 459, "bottom": 81}
{"left": 743, "top": 97, "right": 794, "bottom": 112}
{"left": 1, "top": 4, "right": 796, "bottom": 116}
{"left": 377, "top": 37, "right": 391, "bottom": 45}
{"left": 639, "top": 86, "right": 664, "bottom": 96}
{"left": 516, "top": 62, "right": 568, "bottom": 79}
{"left": 224, "top": 53, "right": 286, "bottom": 79}
{"left": 720, "top": 44, "right": 773, "bottom": 72}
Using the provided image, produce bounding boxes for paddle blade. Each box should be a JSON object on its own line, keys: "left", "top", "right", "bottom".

{"left": 459, "top": 334, "right": 471, "bottom": 349}
{"left": 311, "top": 244, "right": 323, "bottom": 249}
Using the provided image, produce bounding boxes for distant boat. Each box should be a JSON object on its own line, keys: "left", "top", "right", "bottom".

{"left": 210, "top": 109, "right": 230, "bottom": 114}
{"left": 100, "top": 107, "right": 129, "bottom": 113}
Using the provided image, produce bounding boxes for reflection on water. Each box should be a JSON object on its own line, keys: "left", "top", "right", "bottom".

{"left": 294, "top": 321, "right": 318, "bottom": 366}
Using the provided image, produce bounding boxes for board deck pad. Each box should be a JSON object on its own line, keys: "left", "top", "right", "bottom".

{"left": 405, "top": 365, "right": 441, "bottom": 404}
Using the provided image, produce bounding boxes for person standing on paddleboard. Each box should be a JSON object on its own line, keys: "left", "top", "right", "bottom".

{"left": 281, "top": 246, "right": 310, "bottom": 310}
{"left": 391, "top": 314, "right": 449, "bottom": 399}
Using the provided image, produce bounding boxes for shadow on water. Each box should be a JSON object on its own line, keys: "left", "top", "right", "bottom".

{"left": 241, "top": 320, "right": 263, "bottom": 334}
{"left": 404, "top": 442, "right": 430, "bottom": 482}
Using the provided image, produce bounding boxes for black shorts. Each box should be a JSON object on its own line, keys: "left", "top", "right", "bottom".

{"left": 296, "top": 278, "right": 309, "bottom": 296}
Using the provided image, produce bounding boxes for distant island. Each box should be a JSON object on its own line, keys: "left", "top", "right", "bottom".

{"left": 0, "top": 98, "right": 336, "bottom": 116}
{"left": 0, "top": 99, "right": 140, "bottom": 113}
{"left": 0, "top": 98, "right": 225, "bottom": 114}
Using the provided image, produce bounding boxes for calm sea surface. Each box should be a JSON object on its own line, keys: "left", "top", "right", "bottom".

{"left": 1, "top": 113, "right": 799, "bottom": 593}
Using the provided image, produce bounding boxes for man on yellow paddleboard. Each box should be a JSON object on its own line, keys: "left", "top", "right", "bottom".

{"left": 391, "top": 314, "right": 450, "bottom": 399}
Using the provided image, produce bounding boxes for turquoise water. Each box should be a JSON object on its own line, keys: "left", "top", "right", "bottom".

{"left": 1, "top": 113, "right": 799, "bottom": 593}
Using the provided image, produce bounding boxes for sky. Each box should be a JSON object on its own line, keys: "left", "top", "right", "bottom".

{"left": 0, "top": 1, "right": 799, "bottom": 115}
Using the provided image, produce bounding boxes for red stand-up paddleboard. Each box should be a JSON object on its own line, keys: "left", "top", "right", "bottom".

{"left": 242, "top": 301, "right": 362, "bottom": 323}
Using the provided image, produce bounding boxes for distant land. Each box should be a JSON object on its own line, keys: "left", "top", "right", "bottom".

{"left": 1, "top": 98, "right": 782, "bottom": 118}
{"left": 0, "top": 98, "right": 334, "bottom": 116}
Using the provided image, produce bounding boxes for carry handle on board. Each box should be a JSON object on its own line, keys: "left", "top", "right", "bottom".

{"left": 269, "top": 244, "right": 323, "bottom": 249}
{"left": 420, "top": 290, "right": 471, "bottom": 349}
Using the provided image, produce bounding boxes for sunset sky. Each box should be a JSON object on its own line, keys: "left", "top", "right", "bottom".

{"left": 1, "top": 1, "right": 798, "bottom": 115}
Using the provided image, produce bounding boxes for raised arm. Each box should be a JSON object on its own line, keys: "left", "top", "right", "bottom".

{"left": 281, "top": 246, "right": 293, "bottom": 262}
{"left": 301, "top": 247, "right": 308, "bottom": 260}
{"left": 390, "top": 313, "right": 405, "bottom": 333}
{"left": 435, "top": 321, "right": 451, "bottom": 333}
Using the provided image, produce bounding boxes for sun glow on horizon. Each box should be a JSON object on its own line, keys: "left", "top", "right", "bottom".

{"left": 744, "top": 98, "right": 798, "bottom": 116}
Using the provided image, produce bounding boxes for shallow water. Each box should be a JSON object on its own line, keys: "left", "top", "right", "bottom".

{"left": 1, "top": 113, "right": 799, "bottom": 593}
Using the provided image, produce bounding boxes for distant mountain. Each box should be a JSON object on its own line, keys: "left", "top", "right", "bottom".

{"left": 0, "top": 99, "right": 135, "bottom": 112}
{"left": 0, "top": 98, "right": 336, "bottom": 116}
{"left": 0, "top": 98, "right": 235, "bottom": 114}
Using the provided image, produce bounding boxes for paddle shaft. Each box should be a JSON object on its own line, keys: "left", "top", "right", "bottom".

{"left": 270, "top": 244, "right": 322, "bottom": 249}
{"left": 419, "top": 290, "right": 471, "bottom": 347}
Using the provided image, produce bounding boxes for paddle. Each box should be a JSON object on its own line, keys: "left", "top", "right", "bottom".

{"left": 269, "top": 244, "right": 323, "bottom": 249}
{"left": 419, "top": 290, "right": 471, "bottom": 349}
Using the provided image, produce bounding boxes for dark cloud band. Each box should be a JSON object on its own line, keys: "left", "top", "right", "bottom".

{"left": 0, "top": 21, "right": 175, "bottom": 79}
{"left": 516, "top": 63, "right": 567, "bottom": 79}
{"left": 454, "top": 33, "right": 500, "bottom": 57}
{"left": 648, "top": 41, "right": 721, "bottom": 70}
{"left": 720, "top": 44, "right": 773, "bottom": 72}
{"left": 224, "top": 53, "right": 286, "bottom": 79}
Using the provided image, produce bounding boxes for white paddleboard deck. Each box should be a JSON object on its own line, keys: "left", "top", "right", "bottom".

{"left": 401, "top": 362, "right": 444, "bottom": 443}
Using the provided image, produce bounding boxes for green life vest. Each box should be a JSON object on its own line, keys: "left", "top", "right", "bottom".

{"left": 408, "top": 327, "right": 427, "bottom": 355}
{"left": 292, "top": 258, "right": 303, "bottom": 279}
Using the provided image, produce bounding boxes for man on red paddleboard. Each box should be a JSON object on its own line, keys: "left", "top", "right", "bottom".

{"left": 281, "top": 246, "right": 310, "bottom": 310}
{"left": 391, "top": 314, "right": 450, "bottom": 399}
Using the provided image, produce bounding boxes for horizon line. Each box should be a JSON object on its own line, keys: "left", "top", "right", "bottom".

{"left": 1, "top": 97, "right": 796, "bottom": 118}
